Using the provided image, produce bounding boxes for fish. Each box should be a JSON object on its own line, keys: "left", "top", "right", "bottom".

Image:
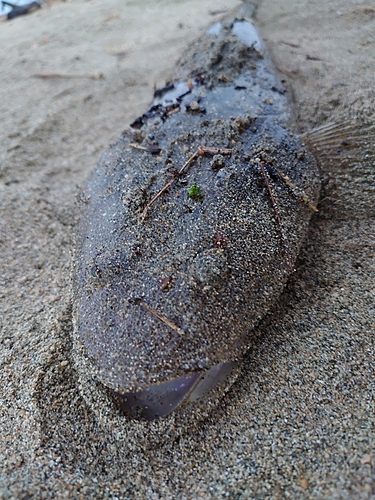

{"left": 73, "top": 17, "right": 322, "bottom": 420}
{"left": 1, "top": 0, "right": 40, "bottom": 20}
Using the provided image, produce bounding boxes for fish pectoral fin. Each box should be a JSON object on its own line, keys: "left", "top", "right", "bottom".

{"left": 300, "top": 120, "right": 375, "bottom": 165}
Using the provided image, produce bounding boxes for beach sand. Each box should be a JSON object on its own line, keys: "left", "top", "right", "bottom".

{"left": 0, "top": 0, "right": 374, "bottom": 498}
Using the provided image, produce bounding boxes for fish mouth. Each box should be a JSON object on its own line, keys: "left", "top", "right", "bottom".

{"left": 108, "top": 360, "right": 238, "bottom": 420}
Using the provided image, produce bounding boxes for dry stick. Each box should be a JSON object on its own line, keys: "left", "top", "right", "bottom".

{"left": 141, "top": 150, "right": 199, "bottom": 221}
{"left": 140, "top": 301, "right": 184, "bottom": 336}
{"left": 198, "top": 146, "right": 233, "bottom": 155}
{"left": 260, "top": 162, "right": 295, "bottom": 272}
{"left": 129, "top": 143, "right": 162, "bottom": 154}
{"left": 140, "top": 145, "right": 232, "bottom": 222}
{"left": 129, "top": 143, "right": 149, "bottom": 151}
{"left": 31, "top": 73, "right": 104, "bottom": 80}
{"left": 277, "top": 169, "right": 318, "bottom": 212}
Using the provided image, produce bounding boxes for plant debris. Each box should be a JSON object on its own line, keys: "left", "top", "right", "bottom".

{"left": 187, "top": 183, "right": 202, "bottom": 199}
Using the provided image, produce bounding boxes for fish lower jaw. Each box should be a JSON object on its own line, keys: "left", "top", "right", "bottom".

{"left": 107, "top": 360, "right": 239, "bottom": 420}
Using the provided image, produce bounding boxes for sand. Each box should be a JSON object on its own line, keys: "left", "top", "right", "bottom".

{"left": 0, "top": 0, "right": 374, "bottom": 498}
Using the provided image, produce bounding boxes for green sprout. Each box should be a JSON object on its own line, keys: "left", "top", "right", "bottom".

{"left": 187, "top": 184, "right": 203, "bottom": 200}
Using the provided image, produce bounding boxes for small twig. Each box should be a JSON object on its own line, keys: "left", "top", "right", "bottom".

{"left": 277, "top": 169, "right": 318, "bottom": 212}
{"left": 141, "top": 150, "right": 199, "bottom": 221}
{"left": 140, "top": 145, "right": 232, "bottom": 222}
{"left": 166, "top": 107, "right": 180, "bottom": 117}
{"left": 31, "top": 72, "right": 104, "bottom": 80}
{"left": 198, "top": 146, "right": 233, "bottom": 155}
{"left": 141, "top": 176, "right": 177, "bottom": 222}
{"left": 260, "top": 162, "right": 295, "bottom": 272}
{"left": 129, "top": 143, "right": 162, "bottom": 154}
{"left": 140, "top": 302, "right": 184, "bottom": 336}
{"left": 129, "top": 143, "right": 148, "bottom": 151}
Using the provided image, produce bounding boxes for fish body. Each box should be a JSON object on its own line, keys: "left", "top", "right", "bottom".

{"left": 74, "top": 19, "right": 320, "bottom": 419}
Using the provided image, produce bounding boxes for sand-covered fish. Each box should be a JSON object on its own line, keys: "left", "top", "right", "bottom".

{"left": 73, "top": 17, "right": 322, "bottom": 420}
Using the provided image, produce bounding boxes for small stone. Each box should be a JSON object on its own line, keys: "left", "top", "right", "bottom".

{"left": 360, "top": 454, "right": 373, "bottom": 465}
{"left": 299, "top": 476, "right": 309, "bottom": 489}
{"left": 210, "top": 154, "right": 225, "bottom": 170}
{"left": 159, "top": 276, "right": 172, "bottom": 291}
{"left": 189, "top": 100, "right": 200, "bottom": 111}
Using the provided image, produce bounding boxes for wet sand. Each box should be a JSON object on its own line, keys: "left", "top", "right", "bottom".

{"left": 0, "top": 0, "right": 374, "bottom": 498}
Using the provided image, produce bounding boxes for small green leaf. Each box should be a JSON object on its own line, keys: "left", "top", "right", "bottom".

{"left": 187, "top": 184, "right": 203, "bottom": 200}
